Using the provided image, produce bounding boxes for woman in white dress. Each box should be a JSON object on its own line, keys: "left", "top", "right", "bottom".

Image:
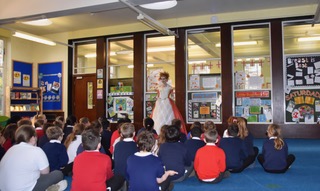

{"left": 152, "top": 71, "right": 187, "bottom": 135}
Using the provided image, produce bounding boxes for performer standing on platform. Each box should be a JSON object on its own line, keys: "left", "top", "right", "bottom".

{"left": 152, "top": 71, "right": 187, "bottom": 135}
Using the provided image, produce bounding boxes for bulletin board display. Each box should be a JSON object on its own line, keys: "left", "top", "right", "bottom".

{"left": 285, "top": 88, "right": 320, "bottom": 123}
{"left": 12, "top": 60, "right": 33, "bottom": 87}
{"left": 38, "top": 62, "right": 63, "bottom": 111}
{"left": 234, "top": 90, "right": 272, "bottom": 123}
{"left": 187, "top": 91, "right": 222, "bottom": 122}
{"left": 285, "top": 55, "right": 320, "bottom": 87}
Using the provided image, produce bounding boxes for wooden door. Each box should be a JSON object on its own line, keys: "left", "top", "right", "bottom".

{"left": 73, "top": 74, "right": 97, "bottom": 122}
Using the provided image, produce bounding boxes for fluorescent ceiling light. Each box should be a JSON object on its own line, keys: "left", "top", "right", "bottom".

{"left": 22, "top": 19, "right": 52, "bottom": 26}
{"left": 297, "top": 36, "right": 320, "bottom": 42}
{"left": 137, "top": 14, "right": 178, "bottom": 37}
{"left": 188, "top": 61, "right": 206, "bottom": 64}
{"left": 215, "top": 41, "right": 257, "bottom": 47}
{"left": 140, "top": 0, "right": 177, "bottom": 10}
{"left": 147, "top": 64, "right": 154, "bottom": 67}
{"left": 147, "top": 46, "right": 175, "bottom": 52}
{"left": 128, "top": 65, "right": 134, "bottom": 68}
{"left": 13, "top": 31, "right": 56, "bottom": 46}
{"left": 84, "top": 53, "right": 96, "bottom": 58}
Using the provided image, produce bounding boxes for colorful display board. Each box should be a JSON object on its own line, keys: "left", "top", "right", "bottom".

{"left": 38, "top": 62, "right": 63, "bottom": 111}
{"left": 235, "top": 90, "right": 272, "bottom": 122}
{"left": 13, "top": 60, "right": 33, "bottom": 87}
{"left": 285, "top": 55, "right": 320, "bottom": 123}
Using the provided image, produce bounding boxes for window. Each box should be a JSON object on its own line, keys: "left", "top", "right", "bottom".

{"left": 0, "top": 38, "right": 4, "bottom": 115}
{"left": 283, "top": 20, "right": 320, "bottom": 124}
{"left": 233, "top": 24, "right": 272, "bottom": 123}
{"left": 144, "top": 35, "right": 176, "bottom": 117}
{"left": 186, "top": 28, "right": 222, "bottom": 123}
{"left": 73, "top": 40, "right": 97, "bottom": 74}
{"left": 106, "top": 36, "right": 134, "bottom": 122}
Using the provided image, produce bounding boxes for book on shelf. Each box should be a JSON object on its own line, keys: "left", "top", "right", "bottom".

{"left": 10, "top": 92, "right": 15, "bottom": 99}
{"left": 27, "top": 93, "right": 32, "bottom": 99}
{"left": 15, "top": 92, "right": 20, "bottom": 99}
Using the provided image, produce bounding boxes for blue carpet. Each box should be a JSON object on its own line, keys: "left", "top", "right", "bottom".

{"left": 64, "top": 139, "right": 320, "bottom": 191}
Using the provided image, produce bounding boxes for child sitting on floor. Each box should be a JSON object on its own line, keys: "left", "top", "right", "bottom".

{"left": 194, "top": 129, "right": 229, "bottom": 183}
{"left": 258, "top": 124, "right": 295, "bottom": 173}
{"left": 71, "top": 129, "right": 124, "bottom": 191}
{"left": 42, "top": 126, "right": 69, "bottom": 172}
{"left": 127, "top": 131, "right": 177, "bottom": 191}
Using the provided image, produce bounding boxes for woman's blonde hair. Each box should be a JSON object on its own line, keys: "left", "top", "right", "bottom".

{"left": 267, "top": 124, "right": 284, "bottom": 150}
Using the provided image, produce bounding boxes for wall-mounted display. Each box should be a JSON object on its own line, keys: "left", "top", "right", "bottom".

{"left": 285, "top": 56, "right": 320, "bottom": 87}
{"left": 234, "top": 90, "right": 272, "bottom": 122}
{"left": 38, "top": 62, "right": 63, "bottom": 111}
{"left": 13, "top": 60, "right": 33, "bottom": 87}
{"left": 285, "top": 88, "right": 320, "bottom": 123}
{"left": 284, "top": 55, "right": 320, "bottom": 123}
{"left": 187, "top": 92, "right": 222, "bottom": 122}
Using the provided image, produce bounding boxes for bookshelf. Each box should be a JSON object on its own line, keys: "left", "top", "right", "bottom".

{"left": 9, "top": 87, "right": 42, "bottom": 118}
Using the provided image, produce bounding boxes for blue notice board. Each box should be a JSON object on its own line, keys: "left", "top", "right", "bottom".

{"left": 38, "top": 62, "right": 63, "bottom": 111}
{"left": 13, "top": 60, "right": 33, "bottom": 87}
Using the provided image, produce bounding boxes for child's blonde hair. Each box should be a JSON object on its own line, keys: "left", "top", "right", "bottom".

{"left": 203, "top": 121, "right": 216, "bottom": 132}
{"left": 267, "top": 124, "right": 284, "bottom": 150}
{"left": 237, "top": 117, "right": 248, "bottom": 139}
{"left": 64, "top": 123, "right": 85, "bottom": 149}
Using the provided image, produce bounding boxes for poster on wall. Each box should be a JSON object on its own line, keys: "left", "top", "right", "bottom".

{"left": 38, "top": 62, "right": 63, "bottom": 111}
{"left": 234, "top": 91, "right": 272, "bottom": 123}
{"left": 285, "top": 55, "right": 320, "bottom": 87}
{"left": 187, "top": 92, "right": 222, "bottom": 122}
{"left": 13, "top": 60, "right": 33, "bottom": 87}
{"left": 147, "top": 68, "right": 164, "bottom": 92}
{"left": 285, "top": 88, "right": 320, "bottom": 123}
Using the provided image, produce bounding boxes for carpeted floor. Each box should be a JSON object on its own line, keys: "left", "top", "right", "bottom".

{"left": 65, "top": 139, "right": 320, "bottom": 191}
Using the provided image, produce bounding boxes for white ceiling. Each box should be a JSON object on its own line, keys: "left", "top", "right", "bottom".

{"left": 0, "top": 0, "right": 319, "bottom": 35}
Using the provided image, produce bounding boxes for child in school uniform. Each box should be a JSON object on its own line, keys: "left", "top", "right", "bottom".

{"left": 194, "top": 129, "right": 229, "bottom": 183}
{"left": 201, "top": 121, "right": 221, "bottom": 146}
{"left": 258, "top": 124, "right": 295, "bottom": 173}
{"left": 184, "top": 126, "right": 205, "bottom": 163}
{"left": 126, "top": 131, "right": 177, "bottom": 191}
{"left": 113, "top": 122, "right": 138, "bottom": 178}
{"left": 42, "top": 126, "right": 69, "bottom": 171}
{"left": 219, "top": 124, "right": 251, "bottom": 173}
{"left": 71, "top": 129, "right": 124, "bottom": 191}
{"left": 158, "top": 125, "right": 192, "bottom": 182}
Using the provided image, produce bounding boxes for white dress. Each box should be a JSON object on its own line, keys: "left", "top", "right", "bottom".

{"left": 152, "top": 85, "right": 176, "bottom": 134}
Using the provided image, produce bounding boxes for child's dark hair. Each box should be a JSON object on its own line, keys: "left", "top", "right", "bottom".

{"left": 190, "top": 121, "right": 201, "bottom": 130}
{"left": 144, "top": 117, "right": 154, "bottom": 131}
{"left": 34, "top": 119, "right": 45, "bottom": 128}
{"left": 1, "top": 123, "right": 18, "bottom": 141}
{"left": 17, "top": 119, "right": 32, "bottom": 127}
{"left": 15, "top": 125, "right": 36, "bottom": 144}
{"left": 120, "top": 123, "right": 135, "bottom": 138}
{"left": 190, "top": 126, "right": 202, "bottom": 138}
{"left": 82, "top": 129, "right": 100, "bottom": 150}
{"left": 46, "top": 126, "right": 63, "bottom": 140}
{"left": 171, "top": 119, "right": 181, "bottom": 128}
{"left": 165, "top": 125, "right": 180, "bottom": 143}
{"left": 204, "top": 129, "right": 218, "bottom": 143}
{"left": 99, "top": 117, "right": 110, "bottom": 130}
{"left": 137, "top": 131, "right": 155, "bottom": 152}
{"left": 227, "top": 123, "right": 239, "bottom": 137}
